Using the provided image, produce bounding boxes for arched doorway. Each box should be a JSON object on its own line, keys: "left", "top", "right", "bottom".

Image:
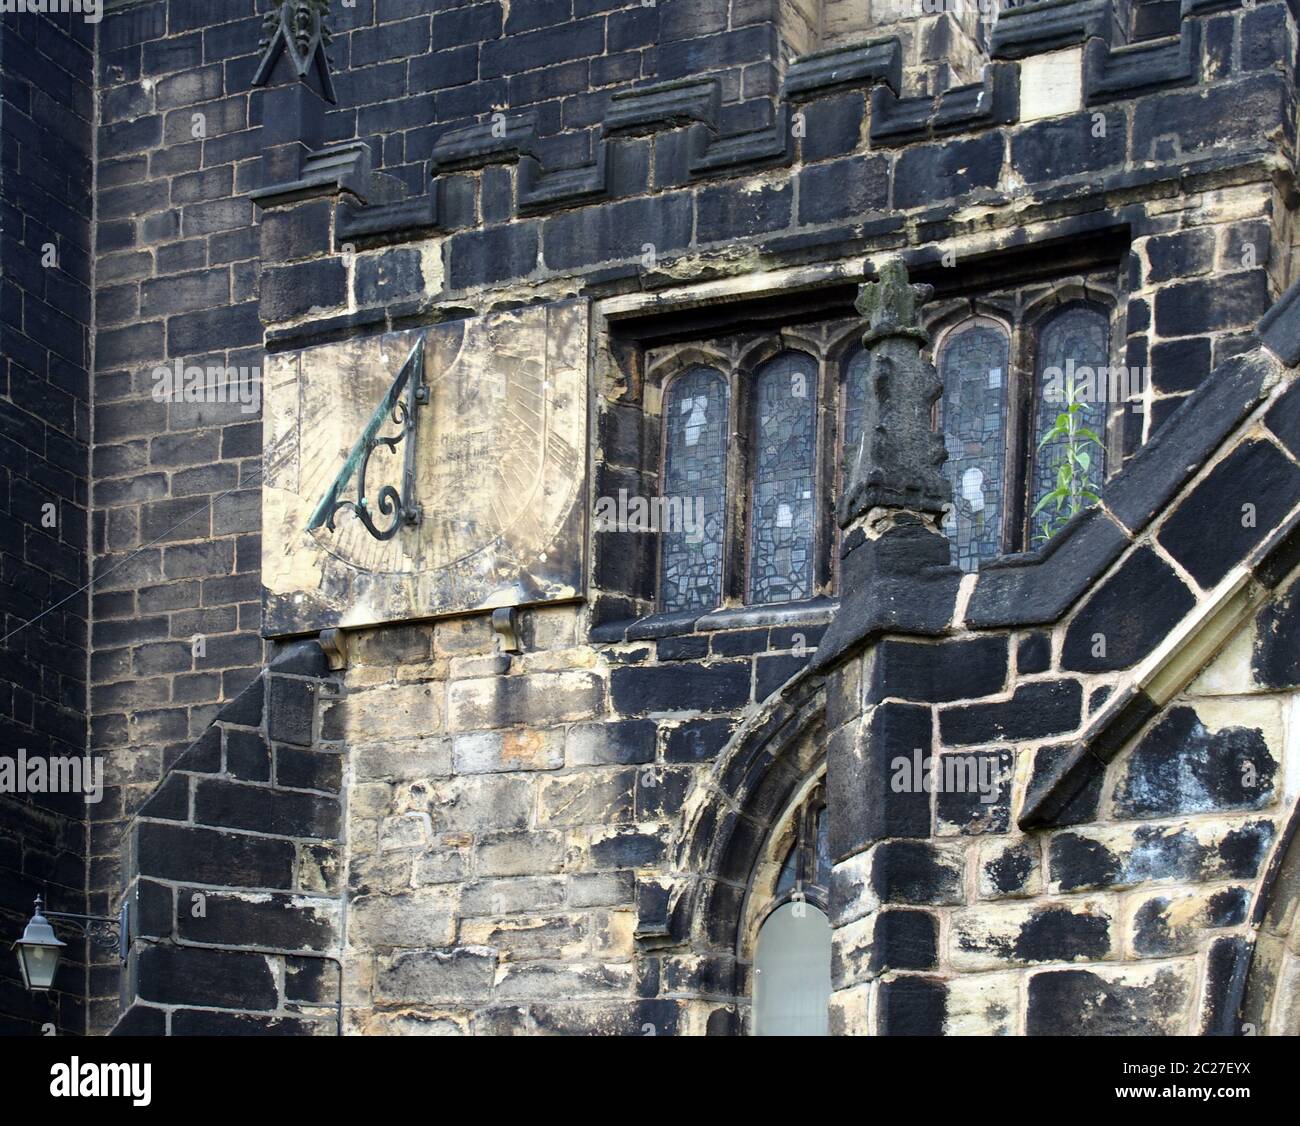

{"left": 659, "top": 670, "right": 830, "bottom": 1034}
{"left": 754, "top": 901, "right": 832, "bottom": 1035}
{"left": 745, "top": 780, "right": 832, "bottom": 1035}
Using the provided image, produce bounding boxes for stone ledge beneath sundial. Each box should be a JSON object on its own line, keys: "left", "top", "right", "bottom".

{"left": 262, "top": 298, "right": 589, "bottom": 636}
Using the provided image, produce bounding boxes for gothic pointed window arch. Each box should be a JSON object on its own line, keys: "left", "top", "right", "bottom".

{"left": 659, "top": 366, "right": 729, "bottom": 613}
{"left": 1028, "top": 302, "right": 1111, "bottom": 545}
{"left": 747, "top": 351, "right": 819, "bottom": 606}
{"left": 643, "top": 271, "right": 1121, "bottom": 613}
{"left": 751, "top": 785, "right": 831, "bottom": 1036}
{"left": 936, "top": 317, "right": 1011, "bottom": 571}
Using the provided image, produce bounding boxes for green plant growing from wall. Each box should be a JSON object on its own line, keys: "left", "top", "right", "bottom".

{"left": 1032, "top": 375, "right": 1104, "bottom": 544}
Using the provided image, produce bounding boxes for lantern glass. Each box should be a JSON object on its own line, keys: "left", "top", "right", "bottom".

{"left": 18, "top": 940, "right": 62, "bottom": 991}
{"left": 15, "top": 903, "right": 66, "bottom": 992}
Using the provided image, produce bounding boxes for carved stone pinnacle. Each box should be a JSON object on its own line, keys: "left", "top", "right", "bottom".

{"left": 840, "top": 256, "right": 952, "bottom": 526}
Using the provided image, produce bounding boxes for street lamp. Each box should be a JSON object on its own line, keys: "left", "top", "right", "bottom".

{"left": 14, "top": 899, "right": 65, "bottom": 991}
{"left": 12, "top": 895, "right": 128, "bottom": 993}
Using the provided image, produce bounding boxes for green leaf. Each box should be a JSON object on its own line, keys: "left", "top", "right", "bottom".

{"left": 1032, "top": 490, "right": 1064, "bottom": 516}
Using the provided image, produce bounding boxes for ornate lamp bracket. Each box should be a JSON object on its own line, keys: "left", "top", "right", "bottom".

{"left": 37, "top": 896, "right": 129, "bottom": 963}
{"left": 308, "top": 335, "right": 430, "bottom": 542}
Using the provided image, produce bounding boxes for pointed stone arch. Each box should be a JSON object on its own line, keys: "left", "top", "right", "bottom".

{"left": 636, "top": 667, "right": 828, "bottom": 1032}
{"left": 1225, "top": 796, "right": 1300, "bottom": 1035}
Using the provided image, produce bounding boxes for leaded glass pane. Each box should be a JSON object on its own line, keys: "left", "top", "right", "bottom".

{"left": 748, "top": 352, "right": 818, "bottom": 605}
{"left": 659, "top": 367, "right": 729, "bottom": 612}
{"left": 937, "top": 320, "right": 1010, "bottom": 572}
{"left": 1030, "top": 305, "right": 1110, "bottom": 543}
{"left": 841, "top": 349, "right": 868, "bottom": 497}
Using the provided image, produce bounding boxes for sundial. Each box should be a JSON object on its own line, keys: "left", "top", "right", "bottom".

{"left": 263, "top": 299, "right": 588, "bottom": 635}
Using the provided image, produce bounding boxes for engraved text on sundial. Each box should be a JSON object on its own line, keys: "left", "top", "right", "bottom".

{"left": 262, "top": 299, "right": 588, "bottom": 635}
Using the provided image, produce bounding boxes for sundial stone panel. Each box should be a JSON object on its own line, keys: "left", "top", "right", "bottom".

{"left": 263, "top": 299, "right": 589, "bottom": 636}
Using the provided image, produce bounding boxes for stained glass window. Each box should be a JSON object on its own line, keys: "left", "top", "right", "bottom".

{"left": 748, "top": 352, "right": 818, "bottom": 605}
{"left": 772, "top": 792, "right": 828, "bottom": 900}
{"left": 1030, "top": 304, "right": 1110, "bottom": 543}
{"left": 659, "top": 366, "right": 729, "bottom": 612}
{"left": 936, "top": 319, "right": 1010, "bottom": 572}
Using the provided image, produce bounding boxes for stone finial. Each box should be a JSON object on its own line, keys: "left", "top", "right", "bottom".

{"left": 253, "top": 0, "right": 336, "bottom": 104}
{"left": 855, "top": 255, "right": 933, "bottom": 345}
{"left": 839, "top": 256, "right": 951, "bottom": 526}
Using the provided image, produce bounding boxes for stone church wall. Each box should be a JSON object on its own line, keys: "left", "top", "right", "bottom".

{"left": 11, "top": 0, "right": 1293, "bottom": 1033}
{"left": 0, "top": 10, "right": 95, "bottom": 1037}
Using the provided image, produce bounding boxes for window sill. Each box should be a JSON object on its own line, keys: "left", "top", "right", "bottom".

{"left": 591, "top": 596, "right": 837, "bottom": 644}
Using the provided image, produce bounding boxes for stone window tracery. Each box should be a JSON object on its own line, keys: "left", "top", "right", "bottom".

{"left": 1029, "top": 303, "right": 1111, "bottom": 544}
{"left": 647, "top": 276, "right": 1122, "bottom": 611}
{"left": 936, "top": 317, "right": 1011, "bottom": 572}
{"left": 928, "top": 286, "right": 1120, "bottom": 565}
{"left": 659, "top": 366, "right": 730, "bottom": 613}
{"left": 747, "top": 352, "right": 820, "bottom": 606}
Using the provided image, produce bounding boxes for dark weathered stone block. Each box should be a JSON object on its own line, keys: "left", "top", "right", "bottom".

{"left": 194, "top": 778, "right": 341, "bottom": 839}
{"left": 225, "top": 728, "right": 270, "bottom": 783}
{"left": 446, "top": 222, "right": 540, "bottom": 289}
{"left": 1061, "top": 547, "right": 1195, "bottom": 672}
{"left": 870, "top": 909, "right": 938, "bottom": 973}
{"left": 936, "top": 750, "right": 1013, "bottom": 835}
{"left": 1105, "top": 351, "right": 1278, "bottom": 533}
{"left": 1027, "top": 966, "right": 1191, "bottom": 1035}
{"left": 877, "top": 976, "right": 946, "bottom": 1035}
{"left": 1157, "top": 439, "right": 1300, "bottom": 588}
{"left": 268, "top": 674, "right": 315, "bottom": 746}
{"left": 610, "top": 662, "right": 750, "bottom": 715}
{"left": 133, "top": 821, "right": 295, "bottom": 890}
{"left": 1113, "top": 706, "right": 1276, "bottom": 817}
{"left": 870, "top": 636, "right": 1008, "bottom": 704}
{"left": 965, "top": 508, "right": 1130, "bottom": 629}
{"left": 664, "top": 717, "right": 735, "bottom": 762}
{"left": 1011, "top": 109, "right": 1125, "bottom": 183}
{"left": 893, "top": 132, "right": 1003, "bottom": 209}
{"left": 829, "top": 703, "right": 934, "bottom": 859}
{"left": 1264, "top": 378, "right": 1300, "bottom": 459}
{"left": 939, "top": 680, "right": 1083, "bottom": 746}
{"left": 797, "top": 153, "right": 890, "bottom": 225}
{"left": 871, "top": 840, "right": 964, "bottom": 905}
